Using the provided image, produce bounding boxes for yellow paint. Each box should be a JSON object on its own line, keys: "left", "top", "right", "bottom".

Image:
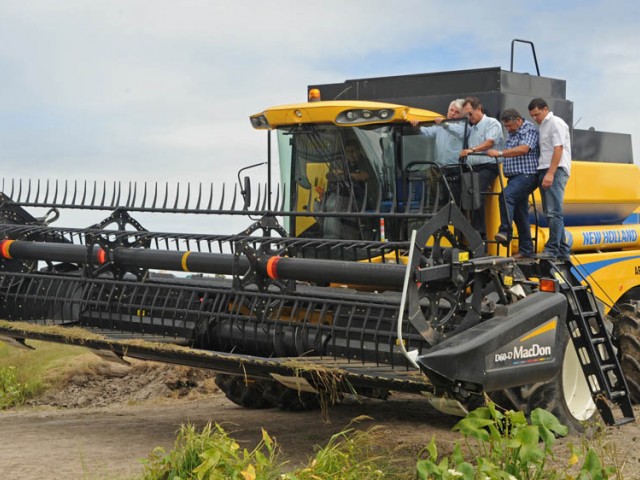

{"left": 572, "top": 251, "right": 640, "bottom": 313}
{"left": 181, "top": 251, "right": 191, "bottom": 272}
{"left": 293, "top": 163, "right": 329, "bottom": 235}
{"left": 520, "top": 318, "right": 557, "bottom": 342}
{"left": 250, "top": 100, "right": 442, "bottom": 129}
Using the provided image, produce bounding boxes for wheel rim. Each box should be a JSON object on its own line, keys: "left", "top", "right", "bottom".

{"left": 562, "top": 340, "right": 597, "bottom": 421}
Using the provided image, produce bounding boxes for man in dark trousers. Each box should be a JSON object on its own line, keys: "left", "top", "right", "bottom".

{"left": 528, "top": 98, "right": 572, "bottom": 260}
{"left": 458, "top": 96, "right": 504, "bottom": 239}
{"left": 488, "top": 108, "right": 539, "bottom": 259}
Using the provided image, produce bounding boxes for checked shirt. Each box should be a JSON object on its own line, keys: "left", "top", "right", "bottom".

{"left": 503, "top": 120, "right": 539, "bottom": 176}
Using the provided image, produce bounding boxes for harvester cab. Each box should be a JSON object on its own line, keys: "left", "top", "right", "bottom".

{"left": 1, "top": 42, "right": 639, "bottom": 431}
{"left": 250, "top": 100, "right": 469, "bottom": 242}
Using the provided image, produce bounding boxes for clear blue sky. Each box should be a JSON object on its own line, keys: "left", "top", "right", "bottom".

{"left": 1, "top": 1, "right": 638, "bottom": 233}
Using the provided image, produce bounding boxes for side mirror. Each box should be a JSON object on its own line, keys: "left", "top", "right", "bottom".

{"left": 236, "top": 161, "right": 267, "bottom": 209}
{"left": 241, "top": 176, "right": 252, "bottom": 209}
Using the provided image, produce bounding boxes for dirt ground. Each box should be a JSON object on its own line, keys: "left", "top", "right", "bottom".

{"left": 2, "top": 358, "right": 640, "bottom": 480}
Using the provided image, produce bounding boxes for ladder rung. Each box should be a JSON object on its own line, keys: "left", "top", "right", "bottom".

{"left": 614, "top": 416, "right": 636, "bottom": 426}
{"left": 610, "top": 390, "right": 627, "bottom": 399}
{"left": 591, "top": 337, "right": 606, "bottom": 345}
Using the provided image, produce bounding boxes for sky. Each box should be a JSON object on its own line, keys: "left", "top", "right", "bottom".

{"left": 1, "top": 0, "right": 639, "bottom": 234}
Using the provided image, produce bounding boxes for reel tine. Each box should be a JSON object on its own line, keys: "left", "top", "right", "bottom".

{"left": 61, "top": 180, "right": 68, "bottom": 205}
{"left": 173, "top": 183, "right": 180, "bottom": 210}
{"left": 218, "top": 183, "right": 225, "bottom": 210}
{"left": 100, "top": 180, "right": 107, "bottom": 207}
{"left": 71, "top": 180, "right": 78, "bottom": 206}
{"left": 141, "top": 182, "right": 148, "bottom": 209}
{"left": 195, "top": 183, "right": 202, "bottom": 210}
{"left": 152, "top": 182, "right": 159, "bottom": 209}
{"left": 115, "top": 181, "right": 122, "bottom": 207}
{"left": 230, "top": 183, "right": 237, "bottom": 211}
{"left": 183, "top": 183, "right": 191, "bottom": 210}
{"left": 162, "top": 182, "right": 169, "bottom": 209}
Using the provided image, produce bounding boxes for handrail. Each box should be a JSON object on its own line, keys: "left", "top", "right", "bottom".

{"left": 510, "top": 39, "right": 540, "bottom": 76}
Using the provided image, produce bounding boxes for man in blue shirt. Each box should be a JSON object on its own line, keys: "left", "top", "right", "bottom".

{"left": 459, "top": 97, "right": 504, "bottom": 239}
{"left": 415, "top": 98, "right": 466, "bottom": 166}
{"left": 487, "top": 109, "right": 539, "bottom": 259}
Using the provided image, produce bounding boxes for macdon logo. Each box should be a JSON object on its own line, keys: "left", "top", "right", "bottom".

{"left": 494, "top": 344, "right": 552, "bottom": 362}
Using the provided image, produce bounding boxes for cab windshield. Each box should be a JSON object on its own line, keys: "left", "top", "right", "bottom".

{"left": 277, "top": 120, "right": 466, "bottom": 240}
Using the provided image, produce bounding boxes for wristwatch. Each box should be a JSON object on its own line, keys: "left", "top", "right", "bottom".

{"left": 498, "top": 151, "right": 503, "bottom": 157}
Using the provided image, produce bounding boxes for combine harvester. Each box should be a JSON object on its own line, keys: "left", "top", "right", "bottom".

{"left": 1, "top": 41, "right": 639, "bottom": 430}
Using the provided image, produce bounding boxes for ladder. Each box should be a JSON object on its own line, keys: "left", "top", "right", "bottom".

{"left": 550, "top": 261, "right": 635, "bottom": 426}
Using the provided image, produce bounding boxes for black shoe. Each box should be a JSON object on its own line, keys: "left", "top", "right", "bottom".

{"left": 494, "top": 232, "right": 509, "bottom": 246}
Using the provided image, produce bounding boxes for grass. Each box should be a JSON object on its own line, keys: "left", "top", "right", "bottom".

{"left": 138, "top": 409, "right": 627, "bottom": 480}
{"left": 141, "top": 422, "right": 283, "bottom": 480}
{"left": 140, "top": 418, "right": 414, "bottom": 480}
{"left": 286, "top": 420, "right": 414, "bottom": 479}
{"left": 0, "top": 340, "right": 95, "bottom": 406}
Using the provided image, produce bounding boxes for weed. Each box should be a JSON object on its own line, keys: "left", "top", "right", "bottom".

{"left": 416, "top": 402, "right": 623, "bottom": 479}
{"left": 0, "top": 366, "right": 25, "bottom": 408}
{"left": 285, "top": 422, "right": 412, "bottom": 480}
{"left": 141, "top": 422, "right": 282, "bottom": 479}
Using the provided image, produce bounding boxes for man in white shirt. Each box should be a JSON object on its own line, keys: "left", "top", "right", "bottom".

{"left": 528, "top": 98, "right": 572, "bottom": 260}
{"left": 459, "top": 96, "right": 504, "bottom": 239}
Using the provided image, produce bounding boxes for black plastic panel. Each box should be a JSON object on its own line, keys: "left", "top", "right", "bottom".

{"left": 310, "top": 67, "right": 633, "bottom": 163}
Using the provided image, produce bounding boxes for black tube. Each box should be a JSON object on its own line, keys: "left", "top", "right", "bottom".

{"left": 112, "top": 249, "right": 250, "bottom": 275}
{"left": 2, "top": 241, "right": 102, "bottom": 264}
{"left": 268, "top": 257, "right": 406, "bottom": 288}
{"left": 1, "top": 239, "right": 407, "bottom": 288}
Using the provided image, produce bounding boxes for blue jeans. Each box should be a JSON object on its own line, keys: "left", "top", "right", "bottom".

{"left": 498, "top": 173, "right": 538, "bottom": 256}
{"left": 538, "top": 168, "right": 571, "bottom": 257}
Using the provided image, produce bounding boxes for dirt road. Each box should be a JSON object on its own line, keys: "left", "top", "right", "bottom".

{"left": 0, "top": 360, "right": 457, "bottom": 479}
{"left": 2, "top": 360, "right": 640, "bottom": 479}
{"left": 1, "top": 392, "right": 455, "bottom": 479}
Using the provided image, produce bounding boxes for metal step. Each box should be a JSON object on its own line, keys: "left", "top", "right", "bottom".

{"left": 551, "top": 263, "right": 635, "bottom": 426}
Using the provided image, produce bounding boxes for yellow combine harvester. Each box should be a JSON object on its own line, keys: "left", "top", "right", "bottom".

{"left": 1, "top": 41, "right": 639, "bottom": 431}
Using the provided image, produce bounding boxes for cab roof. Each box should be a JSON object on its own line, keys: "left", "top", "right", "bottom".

{"left": 249, "top": 100, "right": 442, "bottom": 129}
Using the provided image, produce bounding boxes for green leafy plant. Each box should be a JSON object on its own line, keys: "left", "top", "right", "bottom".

{"left": 416, "top": 402, "right": 621, "bottom": 480}
{"left": 0, "top": 366, "right": 26, "bottom": 408}
{"left": 141, "top": 422, "right": 282, "bottom": 480}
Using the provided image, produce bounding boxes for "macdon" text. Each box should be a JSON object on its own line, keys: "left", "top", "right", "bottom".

{"left": 494, "top": 344, "right": 552, "bottom": 363}
{"left": 513, "top": 344, "right": 552, "bottom": 359}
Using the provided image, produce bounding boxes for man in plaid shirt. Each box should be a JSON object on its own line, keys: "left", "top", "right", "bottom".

{"left": 487, "top": 108, "right": 539, "bottom": 258}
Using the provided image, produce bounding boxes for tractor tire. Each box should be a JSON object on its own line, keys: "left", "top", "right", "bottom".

{"left": 613, "top": 304, "right": 640, "bottom": 403}
{"left": 214, "top": 374, "right": 275, "bottom": 409}
{"left": 493, "top": 324, "right": 597, "bottom": 432}
{"left": 261, "top": 379, "right": 321, "bottom": 411}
